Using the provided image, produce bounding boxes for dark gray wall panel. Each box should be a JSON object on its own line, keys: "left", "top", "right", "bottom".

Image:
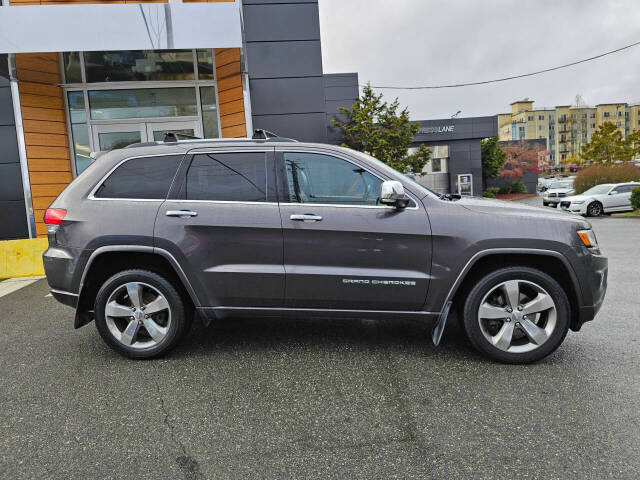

{"left": 243, "top": 4, "right": 320, "bottom": 42}
{"left": 324, "top": 85, "right": 360, "bottom": 102}
{"left": 0, "top": 201, "right": 29, "bottom": 241}
{"left": 0, "top": 163, "right": 24, "bottom": 201}
{"left": 0, "top": 57, "right": 29, "bottom": 239}
{"left": 246, "top": 41, "right": 323, "bottom": 79}
{"left": 249, "top": 77, "right": 325, "bottom": 115}
{"left": 323, "top": 73, "right": 359, "bottom": 145}
{"left": 0, "top": 53, "right": 9, "bottom": 87}
{"left": 0, "top": 125, "right": 19, "bottom": 163}
{"left": 0, "top": 86, "right": 15, "bottom": 125}
{"left": 323, "top": 73, "right": 359, "bottom": 88}
{"left": 252, "top": 113, "right": 327, "bottom": 143}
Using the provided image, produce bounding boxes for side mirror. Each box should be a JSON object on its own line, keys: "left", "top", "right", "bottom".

{"left": 380, "top": 180, "right": 410, "bottom": 209}
{"left": 609, "top": 190, "right": 618, "bottom": 195}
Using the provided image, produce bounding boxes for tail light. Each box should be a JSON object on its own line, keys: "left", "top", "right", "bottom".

{"left": 44, "top": 208, "right": 67, "bottom": 233}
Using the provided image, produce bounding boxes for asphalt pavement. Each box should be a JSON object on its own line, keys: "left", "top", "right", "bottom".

{"left": 1, "top": 204, "right": 639, "bottom": 479}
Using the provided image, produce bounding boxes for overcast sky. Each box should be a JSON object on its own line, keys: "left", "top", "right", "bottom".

{"left": 318, "top": 0, "right": 640, "bottom": 120}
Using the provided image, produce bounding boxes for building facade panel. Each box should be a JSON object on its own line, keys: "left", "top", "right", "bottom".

{"left": 0, "top": 54, "right": 29, "bottom": 240}
{"left": 242, "top": 3, "right": 320, "bottom": 42}
{"left": 245, "top": 41, "right": 323, "bottom": 79}
{"left": 251, "top": 112, "right": 328, "bottom": 143}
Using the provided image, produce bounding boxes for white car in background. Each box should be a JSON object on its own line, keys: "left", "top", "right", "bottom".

{"left": 542, "top": 180, "right": 575, "bottom": 207}
{"left": 560, "top": 182, "right": 640, "bottom": 216}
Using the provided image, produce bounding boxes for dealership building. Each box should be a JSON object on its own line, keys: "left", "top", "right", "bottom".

{"left": 411, "top": 116, "right": 498, "bottom": 196}
{"left": 0, "top": 0, "right": 359, "bottom": 242}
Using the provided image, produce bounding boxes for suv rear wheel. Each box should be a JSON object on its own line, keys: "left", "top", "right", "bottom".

{"left": 461, "top": 266, "right": 570, "bottom": 364}
{"left": 94, "top": 269, "right": 187, "bottom": 359}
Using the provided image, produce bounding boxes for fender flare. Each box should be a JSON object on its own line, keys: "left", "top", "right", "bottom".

{"left": 74, "top": 245, "right": 201, "bottom": 328}
{"left": 440, "top": 247, "right": 583, "bottom": 315}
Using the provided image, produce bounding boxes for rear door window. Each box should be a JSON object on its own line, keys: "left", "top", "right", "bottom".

{"left": 94, "top": 155, "right": 183, "bottom": 199}
{"left": 183, "top": 152, "right": 267, "bottom": 202}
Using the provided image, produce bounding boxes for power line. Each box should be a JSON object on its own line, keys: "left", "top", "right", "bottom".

{"left": 363, "top": 40, "right": 640, "bottom": 90}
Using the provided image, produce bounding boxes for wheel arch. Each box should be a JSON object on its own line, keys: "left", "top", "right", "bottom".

{"left": 74, "top": 246, "right": 200, "bottom": 329}
{"left": 447, "top": 249, "right": 583, "bottom": 331}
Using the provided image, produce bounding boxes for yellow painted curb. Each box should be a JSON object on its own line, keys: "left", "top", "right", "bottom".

{"left": 0, "top": 238, "right": 49, "bottom": 279}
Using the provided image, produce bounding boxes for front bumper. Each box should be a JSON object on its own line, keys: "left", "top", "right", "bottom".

{"left": 560, "top": 201, "right": 587, "bottom": 215}
{"left": 574, "top": 248, "right": 608, "bottom": 329}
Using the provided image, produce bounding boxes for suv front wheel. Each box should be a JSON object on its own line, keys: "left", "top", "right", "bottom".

{"left": 462, "top": 267, "right": 570, "bottom": 364}
{"left": 94, "top": 269, "right": 188, "bottom": 359}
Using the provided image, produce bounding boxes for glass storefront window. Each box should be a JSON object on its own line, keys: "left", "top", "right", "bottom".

{"left": 197, "top": 49, "right": 215, "bottom": 80}
{"left": 200, "top": 87, "right": 220, "bottom": 138}
{"left": 84, "top": 50, "right": 195, "bottom": 82}
{"left": 63, "top": 52, "right": 82, "bottom": 83}
{"left": 89, "top": 88, "right": 198, "bottom": 120}
{"left": 67, "top": 92, "right": 92, "bottom": 174}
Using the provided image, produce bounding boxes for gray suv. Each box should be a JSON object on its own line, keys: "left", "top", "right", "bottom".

{"left": 43, "top": 136, "right": 608, "bottom": 363}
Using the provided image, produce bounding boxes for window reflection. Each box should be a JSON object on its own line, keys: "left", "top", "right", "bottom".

{"left": 67, "top": 92, "right": 92, "bottom": 174}
{"left": 84, "top": 50, "right": 195, "bottom": 82}
{"left": 200, "top": 86, "right": 219, "bottom": 138}
{"left": 89, "top": 88, "right": 197, "bottom": 120}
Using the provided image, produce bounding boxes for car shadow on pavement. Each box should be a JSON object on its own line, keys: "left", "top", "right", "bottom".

{"left": 168, "top": 313, "right": 487, "bottom": 362}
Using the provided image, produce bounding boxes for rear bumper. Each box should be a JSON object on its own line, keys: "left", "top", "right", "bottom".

{"left": 50, "top": 289, "right": 78, "bottom": 309}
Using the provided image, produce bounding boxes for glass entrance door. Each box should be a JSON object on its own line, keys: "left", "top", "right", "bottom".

{"left": 93, "top": 120, "right": 202, "bottom": 152}
{"left": 93, "top": 124, "right": 146, "bottom": 151}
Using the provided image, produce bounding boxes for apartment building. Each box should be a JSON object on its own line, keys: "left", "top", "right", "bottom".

{"left": 498, "top": 99, "right": 640, "bottom": 164}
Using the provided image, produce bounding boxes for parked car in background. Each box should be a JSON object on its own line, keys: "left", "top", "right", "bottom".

{"left": 560, "top": 182, "right": 640, "bottom": 216}
{"left": 542, "top": 179, "right": 575, "bottom": 207}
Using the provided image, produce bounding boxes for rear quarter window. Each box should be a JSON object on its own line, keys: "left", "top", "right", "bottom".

{"left": 94, "top": 155, "right": 183, "bottom": 199}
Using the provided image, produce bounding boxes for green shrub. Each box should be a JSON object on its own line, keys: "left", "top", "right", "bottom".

{"left": 631, "top": 186, "right": 640, "bottom": 210}
{"left": 483, "top": 190, "right": 496, "bottom": 198}
{"left": 574, "top": 164, "right": 640, "bottom": 194}
{"left": 511, "top": 181, "right": 527, "bottom": 194}
{"left": 487, "top": 187, "right": 500, "bottom": 196}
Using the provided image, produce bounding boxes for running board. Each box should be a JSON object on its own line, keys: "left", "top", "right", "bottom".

{"left": 432, "top": 301, "right": 452, "bottom": 346}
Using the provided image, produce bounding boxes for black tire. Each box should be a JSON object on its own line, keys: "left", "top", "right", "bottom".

{"left": 94, "top": 269, "right": 187, "bottom": 359}
{"left": 542, "top": 201, "right": 549, "bottom": 206}
{"left": 586, "top": 201, "right": 603, "bottom": 217}
{"left": 462, "top": 266, "right": 570, "bottom": 364}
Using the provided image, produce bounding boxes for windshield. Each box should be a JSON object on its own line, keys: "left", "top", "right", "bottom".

{"left": 345, "top": 148, "right": 439, "bottom": 198}
{"left": 583, "top": 184, "right": 613, "bottom": 195}
{"left": 550, "top": 182, "right": 573, "bottom": 189}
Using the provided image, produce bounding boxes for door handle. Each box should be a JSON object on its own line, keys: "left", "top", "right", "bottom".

{"left": 166, "top": 210, "right": 198, "bottom": 218}
{"left": 290, "top": 214, "right": 323, "bottom": 222}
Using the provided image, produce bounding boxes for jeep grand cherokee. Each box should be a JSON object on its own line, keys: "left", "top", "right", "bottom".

{"left": 43, "top": 136, "right": 608, "bottom": 363}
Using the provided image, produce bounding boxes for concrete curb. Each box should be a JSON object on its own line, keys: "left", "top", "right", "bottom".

{"left": 0, "top": 238, "right": 48, "bottom": 279}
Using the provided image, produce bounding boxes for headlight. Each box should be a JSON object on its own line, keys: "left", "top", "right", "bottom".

{"left": 578, "top": 229, "right": 599, "bottom": 250}
{"left": 571, "top": 200, "right": 585, "bottom": 205}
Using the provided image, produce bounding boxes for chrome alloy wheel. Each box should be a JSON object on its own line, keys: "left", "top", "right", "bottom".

{"left": 477, "top": 280, "right": 557, "bottom": 354}
{"left": 105, "top": 282, "right": 171, "bottom": 349}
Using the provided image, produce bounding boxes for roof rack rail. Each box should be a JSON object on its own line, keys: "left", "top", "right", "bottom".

{"left": 163, "top": 131, "right": 202, "bottom": 143}
{"left": 252, "top": 129, "right": 297, "bottom": 142}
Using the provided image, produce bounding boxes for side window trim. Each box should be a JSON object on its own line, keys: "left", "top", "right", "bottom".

{"left": 275, "top": 149, "right": 419, "bottom": 209}
{"left": 89, "top": 153, "right": 187, "bottom": 201}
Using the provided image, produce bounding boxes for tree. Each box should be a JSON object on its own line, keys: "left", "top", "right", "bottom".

{"left": 499, "top": 141, "right": 540, "bottom": 194}
{"left": 581, "top": 121, "right": 631, "bottom": 164}
{"left": 333, "top": 84, "right": 430, "bottom": 174}
{"left": 481, "top": 137, "right": 506, "bottom": 186}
